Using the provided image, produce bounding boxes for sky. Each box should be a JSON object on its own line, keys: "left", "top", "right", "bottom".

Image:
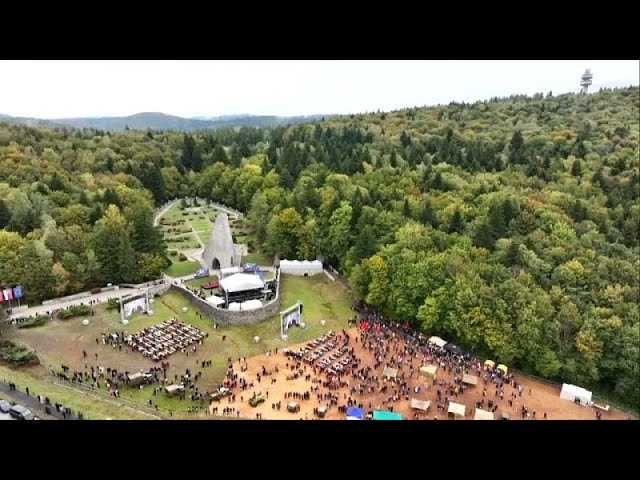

{"left": 0, "top": 60, "right": 638, "bottom": 119}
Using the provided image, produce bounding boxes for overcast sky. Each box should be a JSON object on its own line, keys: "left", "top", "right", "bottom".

{"left": 0, "top": 60, "right": 637, "bottom": 119}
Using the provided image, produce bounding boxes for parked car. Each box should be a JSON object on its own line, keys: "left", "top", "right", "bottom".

{"left": 9, "top": 404, "right": 35, "bottom": 420}
{"left": 210, "top": 387, "right": 232, "bottom": 402}
{"left": 249, "top": 394, "right": 265, "bottom": 407}
{"left": 0, "top": 400, "right": 12, "bottom": 413}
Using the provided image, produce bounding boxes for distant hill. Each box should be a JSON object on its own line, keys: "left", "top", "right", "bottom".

{"left": 0, "top": 112, "right": 330, "bottom": 131}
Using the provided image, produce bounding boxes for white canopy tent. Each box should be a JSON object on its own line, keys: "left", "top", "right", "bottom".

{"left": 219, "top": 273, "right": 264, "bottom": 293}
{"left": 242, "top": 299, "right": 263, "bottom": 310}
{"left": 474, "top": 408, "right": 494, "bottom": 420}
{"left": 206, "top": 295, "right": 225, "bottom": 306}
{"left": 280, "top": 259, "right": 323, "bottom": 276}
{"left": 462, "top": 374, "right": 478, "bottom": 386}
{"left": 383, "top": 366, "right": 399, "bottom": 380}
{"left": 560, "top": 383, "right": 592, "bottom": 405}
{"left": 419, "top": 365, "right": 438, "bottom": 380}
{"left": 448, "top": 402, "right": 466, "bottom": 419}
{"left": 428, "top": 336, "right": 448, "bottom": 348}
{"left": 411, "top": 399, "right": 431, "bottom": 412}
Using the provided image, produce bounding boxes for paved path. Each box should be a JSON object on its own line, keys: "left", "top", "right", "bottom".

{"left": 8, "top": 286, "right": 146, "bottom": 320}
{"left": 0, "top": 381, "right": 79, "bottom": 420}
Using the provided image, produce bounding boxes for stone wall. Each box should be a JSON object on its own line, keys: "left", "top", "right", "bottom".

{"left": 148, "top": 283, "right": 171, "bottom": 297}
{"left": 168, "top": 284, "right": 280, "bottom": 326}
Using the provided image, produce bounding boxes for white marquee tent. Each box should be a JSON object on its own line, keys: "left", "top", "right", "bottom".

{"left": 462, "top": 374, "right": 478, "bottom": 386}
{"left": 206, "top": 295, "right": 225, "bottom": 306}
{"left": 560, "top": 383, "right": 592, "bottom": 405}
{"left": 448, "top": 402, "right": 466, "bottom": 419}
{"left": 219, "top": 273, "right": 264, "bottom": 293}
{"left": 242, "top": 299, "right": 263, "bottom": 310}
{"left": 383, "top": 366, "right": 399, "bottom": 380}
{"left": 428, "top": 336, "right": 448, "bottom": 348}
{"left": 280, "top": 259, "right": 323, "bottom": 276}
{"left": 419, "top": 365, "right": 438, "bottom": 380}
{"left": 411, "top": 399, "right": 431, "bottom": 412}
{"left": 474, "top": 408, "right": 494, "bottom": 420}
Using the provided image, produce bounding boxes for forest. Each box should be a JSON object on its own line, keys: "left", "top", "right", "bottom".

{"left": 0, "top": 87, "right": 638, "bottom": 408}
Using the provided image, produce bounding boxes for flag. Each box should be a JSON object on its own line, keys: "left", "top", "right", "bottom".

{"left": 5, "top": 288, "right": 14, "bottom": 300}
{"left": 13, "top": 285, "right": 23, "bottom": 299}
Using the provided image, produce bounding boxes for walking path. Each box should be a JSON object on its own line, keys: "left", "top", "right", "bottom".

{"left": 8, "top": 286, "right": 148, "bottom": 320}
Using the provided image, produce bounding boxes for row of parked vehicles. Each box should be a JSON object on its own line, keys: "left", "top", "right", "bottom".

{"left": 0, "top": 399, "right": 37, "bottom": 420}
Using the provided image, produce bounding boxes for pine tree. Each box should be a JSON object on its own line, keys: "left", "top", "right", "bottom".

{"left": 211, "top": 144, "right": 228, "bottom": 164}
{"left": 102, "top": 187, "right": 121, "bottom": 208}
{"left": 400, "top": 130, "right": 411, "bottom": 148}
{"left": 449, "top": 208, "right": 465, "bottom": 234}
{"left": 403, "top": 198, "right": 412, "bottom": 219}
{"left": 509, "top": 130, "right": 525, "bottom": 164}
{"left": 419, "top": 200, "right": 437, "bottom": 227}
{"left": 129, "top": 208, "right": 165, "bottom": 255}
{"left": 487, "top": 202, "right": 507, "bottom": 239}
{"left": 571, "top": 159, "right": 582, "bottom": 177}
{"left": 93, "top": 205, "right": 136, "bottom": 283}
{"left": 0, "top": 199, "right": 11, "bottom": 229}
{"left": 389, "top": 149, "right": 397, "bottom": 168}
{"left": 142, "top": 163, "right": 168, "bottom": 205}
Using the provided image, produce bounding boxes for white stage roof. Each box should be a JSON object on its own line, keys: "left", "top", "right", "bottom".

{"left": 219, "top": 273, "right": 264, "bottom": 293}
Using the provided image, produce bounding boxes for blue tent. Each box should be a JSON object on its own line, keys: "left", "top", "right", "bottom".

{"left": 346, "top": 407, "right": 364, "bottom": 420}
{"left": 373, "top": 410, "right": 403, "bottom": 420}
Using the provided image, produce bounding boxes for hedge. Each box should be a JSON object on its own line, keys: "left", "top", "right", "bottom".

{"left": 17, "top": 315, "right": 49, "bottom": 329}
{"left": 57, "top": 304, "right": 91, "bottom": 319}
{"left": 0, "top": 341, "right": 39, "bottom": 366}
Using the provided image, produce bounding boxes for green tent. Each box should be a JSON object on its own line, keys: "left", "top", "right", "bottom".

{"left": 373, "top": 410, "right": 403, "bottom": 420}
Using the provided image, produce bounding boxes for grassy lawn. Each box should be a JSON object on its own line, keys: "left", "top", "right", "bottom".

{"left": 199, "top": 230, "right": 212, "bottom": 245}
{"left": 242, "top": 252, "right": 273, "bottom": 266}
{"left": 216, "top": 274, "right": 353, "bottom": 357}
{"left": 4, "top": 272, "right": 352, "bottom": 419}
{"left": 190, "top": 218, "right": 211, "bottom": 232}
{"left": 0, "top": 364, "right": 150, "bottom": 420}
{"left": 166, "top": 233, "right": 200, "bottom": 250}
{"left": 164, "top": 260, "right": 201, "bottom": 277}
{"left": 184, "top": 275, "right": 219, "bottom": 290}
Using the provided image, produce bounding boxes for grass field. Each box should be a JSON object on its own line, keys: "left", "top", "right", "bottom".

{"left": 164, "top": 259, "right": 201, "bottom": 277}
{"left": 242, "top": 252, "right": 273, "bottom": 265}
{"left": 4, "top": 273, "right": 352, "bottom": 419}
{"left": 0, "top": 364, "right": 151, "bottom": 420}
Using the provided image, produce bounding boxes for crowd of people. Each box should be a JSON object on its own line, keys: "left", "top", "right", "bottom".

{"left": 211, "top": 301, "right": 583, "bottom": 420}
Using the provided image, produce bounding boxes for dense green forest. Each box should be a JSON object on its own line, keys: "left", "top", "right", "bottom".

{"left": 0, "top": 87, "right": 638, "bottom": 407}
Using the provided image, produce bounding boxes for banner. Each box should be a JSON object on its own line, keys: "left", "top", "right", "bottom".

{"left": 283, "top": 309, "right": 300, "bottom": 331}
{"left": 195, "top": 267, "right": 210, "bottom": 279}
{"left": 3, "top": 288, "right": 13, "bottom": 301}
{"left": 13, "top": 285, "right": 23, "bottom": 299}
{"left": 124, "top": 297, "right": 147, "bottom": 317}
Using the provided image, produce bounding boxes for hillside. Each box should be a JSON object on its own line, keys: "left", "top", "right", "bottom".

{"left": 0, "top": 112, "right": 329, "bottom": 131}
{"left": 0, "top": 86, "right": 638, "bottom": 409}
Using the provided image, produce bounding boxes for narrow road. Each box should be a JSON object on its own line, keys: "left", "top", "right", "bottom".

{"left": 0, "top": 381, "right": 79, "bottom": 420}
{"left": 9, "top": 286, "right": 145, "bottom": 320}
